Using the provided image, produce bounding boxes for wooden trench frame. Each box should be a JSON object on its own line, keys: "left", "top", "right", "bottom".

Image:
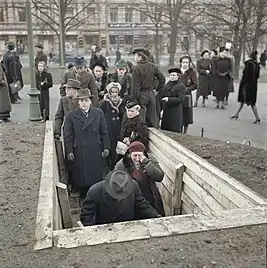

{"left": 34, "top": 121, "right": 267, "bottom": 250}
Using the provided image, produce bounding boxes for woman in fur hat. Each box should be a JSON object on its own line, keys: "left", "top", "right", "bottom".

{"left": 99, "top": 82, "right": 125, "bottom": 169}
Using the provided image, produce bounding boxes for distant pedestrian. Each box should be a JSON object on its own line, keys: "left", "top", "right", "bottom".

{"left": 89, "top": 46, "right": 108, "bottom": 70}
{"left": 115, "top": 49, "right": 121, "bottom": 64}
{"left": 92, "top": 63, "right": 107, "bottom": 101}
{"left": 34, "top": 43, "right": 47, "bottom": 69}
{"left": 259, "top": 50, "right": 266, "bottom": 68}
{"left": 231, "top": 51, "right": 261, "bottom": 124}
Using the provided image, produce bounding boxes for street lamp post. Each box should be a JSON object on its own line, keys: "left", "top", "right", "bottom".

{"left": 58, "top": 0, "right": 65, "bottom": 68}
{"left": 26, "top": 0, "right": 42, "bottom": 121}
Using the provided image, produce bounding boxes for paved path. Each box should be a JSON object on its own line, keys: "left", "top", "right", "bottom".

{"left": 10, "top": 83, "right": 267, "bottom": 149}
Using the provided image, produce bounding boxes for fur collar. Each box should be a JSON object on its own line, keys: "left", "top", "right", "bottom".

{"left": 103, "top": 93, "right": 122, "bottom": 112}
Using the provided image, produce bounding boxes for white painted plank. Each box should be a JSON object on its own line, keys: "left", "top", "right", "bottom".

{"left": 183, "top": 173, "right": 225, "bottom": 212}
{"left": 34, "top": 121, "right": 54, "bottom": 250}
{"left": 149, "top": 129, "right": 267, "bottom": 207}
{"left": 181, "top": 192, "right": 202, "bottom": 214}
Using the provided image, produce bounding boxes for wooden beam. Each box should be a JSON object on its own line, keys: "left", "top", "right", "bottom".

{"left": 54, "top": 139, "right": 68, "bottom": 184}
{"left": 56, "top": 182, "right": 73, "bottom": 229}
{"left": 52, "top": 206, "right": 267, "bottom": 249}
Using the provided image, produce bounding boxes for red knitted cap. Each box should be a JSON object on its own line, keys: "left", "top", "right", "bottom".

{"left": 128, "top": 141, "right": 145, "bottom": 153}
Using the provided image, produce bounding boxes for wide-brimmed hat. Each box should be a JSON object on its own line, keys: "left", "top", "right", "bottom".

{"left": 132, "top": 47, "right": 150, "bottom": 58}
{"left": 104, "top": 170, "right": 135, "bottom": 200}
{"left": 76, "top": 88, "right": 94, "bottom": 99}
{"left": 64, "top": 79, "right": 81, "bottom": 89}
{"left": 116, "top": 59, "right": 127, "bottom": 69}
{"left": 74, "top": 56, "right": 86, "bottom": 68}
{"left": 35, "top": 43, "right": 44, "bottom": 49}
{"left": 106, "top": 82, "right": 122, "bottom": 93}
{"left": 168, "top": 67, "right": 180, "bottom": 74}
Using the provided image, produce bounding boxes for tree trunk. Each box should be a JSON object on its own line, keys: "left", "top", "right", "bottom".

{"left": 169, "top": 22, "right": 178, "bottom": 66}
{"left": 155, "top": 26, "right": 160, "bottom": 65}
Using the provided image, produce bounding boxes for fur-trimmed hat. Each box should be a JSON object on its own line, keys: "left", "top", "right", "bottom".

{"left": 106, "top": 82, "right": 122, "bottom": 93}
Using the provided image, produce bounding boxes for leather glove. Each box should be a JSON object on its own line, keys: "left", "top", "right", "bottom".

{"left": 67, "top": 153, "right": 75, "bottom": 161}
{"left": 54, "top": 134, "right": 61, "bottom": 140}
{"left": 102, "top": 149, "right": 109, "bottom": 158}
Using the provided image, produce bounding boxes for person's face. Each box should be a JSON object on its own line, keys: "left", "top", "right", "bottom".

{"left": 96, "top": 51, "right": 101, "bottom": 57}
{"left": 66, "top": 87, "right": 72, "bottom": 97}
{"left": 181, "top": 58, "right": 190, "bottom": 69}
{"left": 220, "top": 51, "right": 226, "bottom": 58}
{"left": 110, "top": 88, "right": 119, "bottom": 99}
{"left": 79, "top": 98, "right": 91, "bottom": 110}
{"left": 38, "top": 63, "right": 44, "bottom": 72}
{"left": 94, "top": 66, "right": 104, "bottom": 78}
{"left": 134, "top": 53, "right": 140, "bottom": 63}
{"left": 130, "top": 151, "right": 144, "bottom": 164}
{"left": 202, "top": 52, "right": 210, "bottom": 59}
{"left": 0, "top": 53, "right": 3, "bottom": 61}
{"left": 76, "top": 67, "right": 84, "bottom": 75}
{"left": 37, "top": 48, "right": 42, "bottom": 52}
{"left": 169, "top": 72, "right": 179, "bottom": 81}
{"left": 117, "top": 68, "right": 126, "bottom": 76}
{"left": 126, "top": 107, "right": 139, "bottom": 118}
{"left": 210, "top": 51, "right": 215, "bottom": 58}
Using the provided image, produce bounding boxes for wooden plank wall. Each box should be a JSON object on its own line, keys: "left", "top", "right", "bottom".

{"left": 149, "top": 128, "right": 267, "bottom": 215}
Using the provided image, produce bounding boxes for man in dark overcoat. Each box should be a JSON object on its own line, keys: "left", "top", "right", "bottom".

{"left": 89, "top": 46, "right": 108, "bottom": 70}
{"left": 34, "top": 43, "right": 47, "bottom": 69}
{"left": 80, "top": 170, "right": 160, "bottom": 226}
{"left": 75, "top": 56, "right": 99, "bottom": 107}
{"left": 63, "top": 89, "right": 110, "bottom": 201}
{"left": 131, "top": 48, "right": 165, "bottom": 128}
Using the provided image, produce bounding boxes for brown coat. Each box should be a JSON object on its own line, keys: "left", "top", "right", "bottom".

{"left": 77, "top": 70, "right": 99, "bottom": 107}
{"left": 0, "top": 63, "right": 11, "bottom": 119}
{"left": 54, "top": 96, "right": 79, "bottom": 135}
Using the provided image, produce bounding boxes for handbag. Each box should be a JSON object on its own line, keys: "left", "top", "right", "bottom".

{"left": 116, "top": 141, "right": 128, "bottom": 155}
{"left": 9, "top": 80, "right": 22, "bottom": 95}
{"left": 183, "top": 94, "right": 192, "bottom": 108}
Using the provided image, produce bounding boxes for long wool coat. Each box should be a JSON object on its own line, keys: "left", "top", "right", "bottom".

{"left": 160, "top": 80, "right": 186, "bottom": 133}
{"left": 196, "top": 59, "right": 211, "bottom": 97}
{"left": 36, "top": 71, "right": 53, "bottom": 119}
{"left": 238, "top": 59, "right": 260, "bottom": 106}
{"left": 115, "top": 152, "right": 165, "bottom": 217}
{"left": 177, "top": 67, "right": 198, "bottom": 126}
{"left": 99, "top": 94, "right": 125, "bottom": 168}
{"left": 213, "top": 57, "right": 232, "bottom": 101}
{"left": 63, "top": 107, "right": 110, "bottom": 188}
{"left": 0, "top": 63, "right": 11, "bottom": 120}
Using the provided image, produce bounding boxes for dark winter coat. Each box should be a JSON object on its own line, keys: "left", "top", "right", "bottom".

{"left": 54, "top": 96, "right": 79, "bottom": 135}
{"left": 196, "top": 59, "right": 211, "bottom": 97}
{"left": 177, "top": 68, "right": 198, "bottom": 126}
{"left": 238, "top": 59, "right": 260, "bottom": 106}
{"left": 115, "top": 152, "right": 165, "bottom": 216}
{"left": 36, "top": 70, "right": 53, "bottom": 119}
{"left": 35, "top": 51, "right": 48, "bottom": 69}
{"left": 77, "top": 70, "right": 99, "bottom": 107}
{"left": 99, "top": 94, "right": 125, "bottom": 168}
{"left": 210, "top": 56, "right": 218, "bottom": 94}
{"left": 63, "top": 108, "right": 110, "bottom": 188}
{"left": 60, "top": 68, "right": 77, "bottom": 85}
{"left": 0, "top": 63, "right": 11, "bottom": 120}
{"left": 120, "top": 114, "right": 149, "bottom": 148}
{"left": 14, "top": 52, "right": 24, "bottom": 89}
{"left": 89, "top": 54, "right": 108, "bottom": 70}
{"left": 3, "top": 50, "right": 19, "bottom": 84}
{"left": 213, "top": 57, "right": 232, "bottom": 101}
{"left": 107, "top": 72, "right": 133, "bottom": 103}
{"left": 94, "top": 73, "right": 108, "bottom": 101}
{"left": 160, "top": 80, "right": 186, "bottom": 133}
{"left": 80, "top": 178, "right": 159, "bottom": 226}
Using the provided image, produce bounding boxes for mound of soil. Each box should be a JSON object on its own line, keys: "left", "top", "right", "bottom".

{"left": 0, "top": 123, "right": 266, "bottom": 268}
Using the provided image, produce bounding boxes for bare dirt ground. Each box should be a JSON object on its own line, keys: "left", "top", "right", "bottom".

{"left": 0, "top": 123, "right": 266, "bottom": 268}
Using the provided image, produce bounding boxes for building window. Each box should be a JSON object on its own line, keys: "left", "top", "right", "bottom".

{"left": 87, "top": 8, "right": 96, "bottom": 21}
{"left": 18, "top": 7, "right": 26, "bottom": 22}
{"left": 0, "top": 8, "right": 4, "bottom": 22}
{"left": 140, "top": 9, "right": 147, "bottom": 22}
{"left": 125, "top": 8, "right": 133, "bottom": 22}
{"left": 66, "top": 7, "right": 73, "bottom": 17}
{"left": 110, "top": 8, "right": 118, "bottom": 22}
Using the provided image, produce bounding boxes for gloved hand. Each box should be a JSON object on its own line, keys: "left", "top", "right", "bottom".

{"left": 54, "top": 133, "right": 61, "bottom": 140}
{"left": 67, "top": 153, "right": 75, "bottom": 161}
{"left": 102, "top": 149, "right": 109, "bottom": 158}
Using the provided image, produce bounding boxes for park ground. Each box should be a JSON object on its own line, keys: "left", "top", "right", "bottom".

{"left": 0, "top": 79, "right": 266, "bottom": 267}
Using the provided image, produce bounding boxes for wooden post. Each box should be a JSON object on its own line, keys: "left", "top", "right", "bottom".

{"left": 56, "top": 182, "right": 73, "bottom": 229}
{"left": 172, "top": 162, "right": 185, "bottom": 215}
{"left": 54, "top": 139, "right": 68, "bottom": 184}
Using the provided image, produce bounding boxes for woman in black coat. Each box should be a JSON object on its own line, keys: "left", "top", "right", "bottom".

{"left": 36, "top": 61, "right": 53, "bottom": 121}
{"left": 160, "top": 68, "right": 186, "bottom": 133}
{"left": 231, "top": 51, "right": 261, "bottom": 124}
{"left": 177, "top": 56, "right": 198, "bottom": 134}
{"left": 92, "top": 64, "right": 108, "bottom": 101}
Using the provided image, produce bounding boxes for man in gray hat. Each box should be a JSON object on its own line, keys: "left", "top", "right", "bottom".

{"left": 60, "top": 62, "right": 77, "bottom": 88}
{"left": 80, "top": 170, "right": 161, "bottom": 226}
{"left": 74, "top": 56, "right": 99, "bottom": 107}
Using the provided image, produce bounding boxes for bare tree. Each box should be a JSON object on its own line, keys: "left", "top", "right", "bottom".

{"left": 31, "top": 0, "right": 96, "bottom": 63}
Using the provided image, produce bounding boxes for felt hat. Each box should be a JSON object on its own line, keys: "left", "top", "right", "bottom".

{"left": 132, "top": 47, "right": 150, "bottom": 58}
{"left": 35, "top": 43, "right": 44, "bottom": 49}
{"left": 201, "top": 49, "right": 210, "bottom": 57}
{"left": 106, "top": 82, "right": 122, "bottom": 93}
{"left": 125, "top": 99, "right": 140, "bottom": 109}
{"left": 64, "top": 79, "right": 81, "bottom": 89}
{"left": 104, "top": 170, "right": 135, "bottom": 200}
{"left": 74, "top": 56, "right": 86, "bottom": 68}
{"left": 168, "top": 67, "right": 180, "bottom": 74}
{"left": 7, "top": 42, "right": 15, "bottom": 50}
{"left": 68, "top": 63, "right": 74, "bottom": 69}
{"left": 116, "top": 59, "right": 127, "bottom": 69}
{"left": 76, "top": 88, "right": 94, "bottom": 99}
{"left": 128, "top": 141, "right": 146, "bottom": 153}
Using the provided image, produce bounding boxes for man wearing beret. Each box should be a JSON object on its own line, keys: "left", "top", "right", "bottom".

{"left": 132, "top": 48, "right": 165, "bottom": 128}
